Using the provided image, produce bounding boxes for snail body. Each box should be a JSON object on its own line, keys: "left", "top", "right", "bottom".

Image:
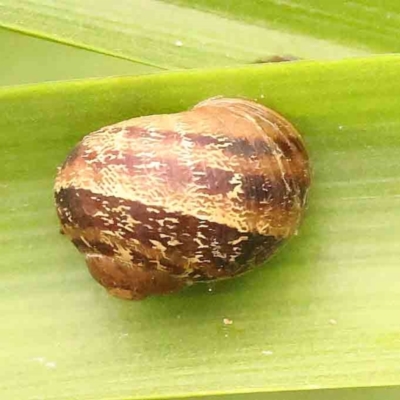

{"left": 54, "top": 97, "right": 311, "bottom": 300}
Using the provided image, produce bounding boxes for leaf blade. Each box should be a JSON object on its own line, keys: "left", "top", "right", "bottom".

{"left": 0, "top": 26, "right": 159, "bottom": 87}
{"left": 1, "top": 56, "right": 400, "bottom": 400}
{"left": 168, "top": 0, "right": 400, "bottom": 53}
{"left": 0, "top": 0, "right": 368, "bottom": 69}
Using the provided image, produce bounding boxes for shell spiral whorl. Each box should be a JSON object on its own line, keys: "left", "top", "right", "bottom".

{"left": 54, "top": 97, "right": 311, "bottom": 300}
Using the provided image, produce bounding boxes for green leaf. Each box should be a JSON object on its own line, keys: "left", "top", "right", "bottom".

{"left": 0, "top": 27, "right": 158, "bottom": 87}
{"left": 168, "top": 0, "right": 400, "bottom": 53}
{"left": 1, "top": 56, "right": 400, "bottom": 400}
{"left": 0, "top": 0, "right": 368, "bottom": 69}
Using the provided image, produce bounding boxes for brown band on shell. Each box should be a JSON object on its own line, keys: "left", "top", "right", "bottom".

{"left": 55, "top": 187, "right": 282, "bottom": 280}
{"left": 56, "top": 131, "right": 308, "bottom": 186}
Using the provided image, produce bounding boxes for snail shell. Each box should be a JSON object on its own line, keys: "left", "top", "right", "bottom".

{"left": 54, "top": 97, "right": 311, "bottom": 300}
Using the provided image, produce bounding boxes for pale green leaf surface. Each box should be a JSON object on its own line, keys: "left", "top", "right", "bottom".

{"left": 0, "top": 27, "right": 158, "bottom": 87}
{"left": 0, "top": 0, "right": 368, "bottom": 70}
{"left": 167, "top": 0, "right": 400, "bottom": 53}
{"left": 1, "top": 56, "right": 400, "bottom": 400}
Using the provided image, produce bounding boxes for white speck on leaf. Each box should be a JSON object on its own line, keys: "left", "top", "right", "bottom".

{"left": 175, "top": 40, "right": 183, "bottom": 47}
{"left": 223, "top": 318, "right": 233, "bottom": 325}
{"left": 261, "top": 350, "right": 274, "bottom": 356}
{"left": 329, "top": 319, "right": 338, "bottom": 325}
{"left": 32, "top": 357, "right": 56, "bottom": 368}
{"left": 117, "top": 333, "right": 129, "bottom": 342}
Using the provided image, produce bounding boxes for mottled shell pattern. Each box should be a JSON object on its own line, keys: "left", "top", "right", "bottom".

{"left": 54, "top": 97, "right": 311, "bottom": 300}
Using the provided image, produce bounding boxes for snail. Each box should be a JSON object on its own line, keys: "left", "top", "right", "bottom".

{"left": 254, "top": 55, "right": 300, "bottom": 64}
{"left": 54, "top": 97, "right": 311, "bottom": 300}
